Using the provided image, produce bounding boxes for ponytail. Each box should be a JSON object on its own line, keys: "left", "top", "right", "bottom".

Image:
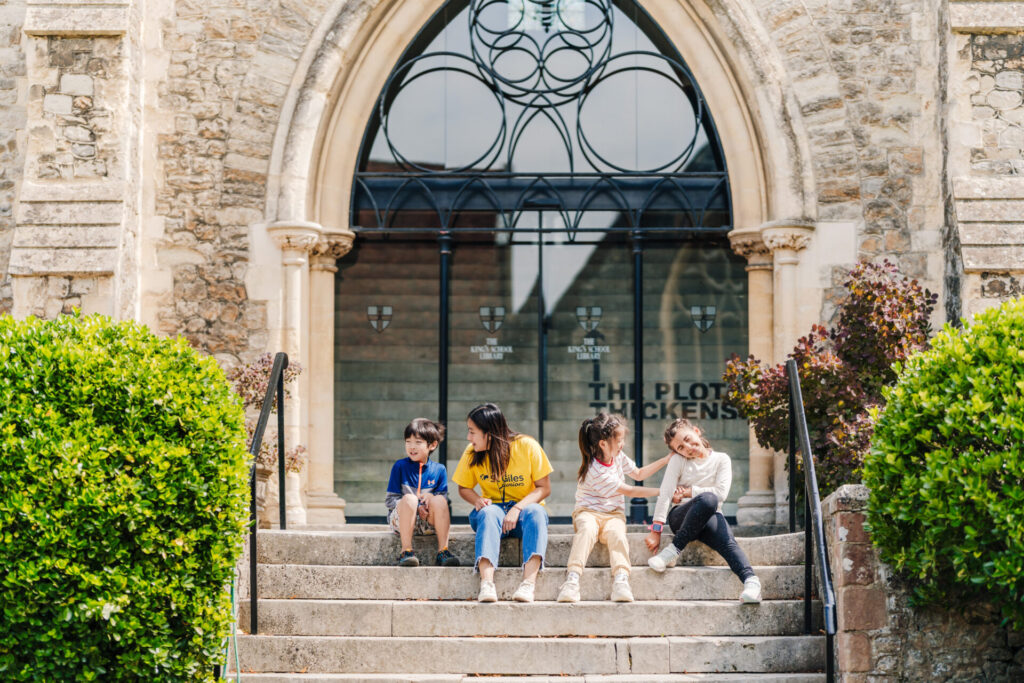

{"left": 577, "top": 412, "right": 627, "bottom": 482}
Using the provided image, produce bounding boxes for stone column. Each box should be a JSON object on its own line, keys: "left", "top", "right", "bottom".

{"left": 267, "top": 220, "right": 322, "bottom": 526}
{"left": 729, "top": 228, "right": 776, "bottom": 526}
{"left": 305, "top": 229, "right": 355, "bottom": 526}
{"left": 762, "top": 221, "right": 815, "bottom": 526}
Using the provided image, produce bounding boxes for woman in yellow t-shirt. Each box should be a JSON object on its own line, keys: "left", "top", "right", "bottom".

{"left": 452, "top": 402, "right": 553, "bottom": 603}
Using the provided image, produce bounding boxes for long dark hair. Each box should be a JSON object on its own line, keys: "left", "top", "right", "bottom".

{"left": 577, "top": 412, "right": 627, "bottom": 483}
{"left": 468, "top": 403, "right": 519, "bottom": 479}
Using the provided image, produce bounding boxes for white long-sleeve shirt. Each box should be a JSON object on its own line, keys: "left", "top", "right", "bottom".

{"left": 652, "top": 450, "right": 731, "bottom": 523}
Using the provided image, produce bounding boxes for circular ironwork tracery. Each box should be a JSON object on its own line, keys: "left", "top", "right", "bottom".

{"left": 353, "top": 0, "right": 731, "bottom": 234}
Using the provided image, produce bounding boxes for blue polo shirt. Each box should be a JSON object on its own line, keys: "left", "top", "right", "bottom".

{"left": 385, "top": 457, "right": 449, "bottom": 512}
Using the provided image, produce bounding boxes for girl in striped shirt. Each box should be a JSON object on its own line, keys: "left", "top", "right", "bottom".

{"left": 557, "top": 413, "right": 672, "bottom": 603}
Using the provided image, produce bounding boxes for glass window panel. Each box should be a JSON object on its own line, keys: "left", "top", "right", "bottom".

{"left": 447, "top": 232, "right": 540, "bottom": 517}
{"left": 543, "top": 232, "right": 633, "bottom": 518}
{"left": 334, "top": 237, "right": 440, "bottom": 520}
{"left": 641, "top": 239, "right": 749, "bottom": 518}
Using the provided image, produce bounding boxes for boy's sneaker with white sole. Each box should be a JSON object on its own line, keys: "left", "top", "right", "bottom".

{"left": 477, "top": 580, "right": 498, "bottom": 603}
{"left": 740, "top": 576, "right": 762, "bottom": 604}
{"left": 647, "top": 545, "right": 681, "bottom": 573}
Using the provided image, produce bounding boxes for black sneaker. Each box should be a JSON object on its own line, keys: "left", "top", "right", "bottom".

{"left": 436, "top": 548, "right": 460, "bottom": 567}
{"left": 398, "top": 550, "right": 419, "bottom": 567}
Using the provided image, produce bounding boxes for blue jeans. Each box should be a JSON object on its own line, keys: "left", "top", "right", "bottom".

{"left": 468, "top": 501, "right": 549, "bottom": 571}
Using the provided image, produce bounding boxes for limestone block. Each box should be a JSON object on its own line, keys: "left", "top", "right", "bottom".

{"left": 950, "top": 2, "right": 1024, "bottom": 33}
{"left": 17, "top": 199, "right": 122, "bottom": 225}
{"left": 12, "top": 225, "right": 119, "bottom": 248}
{"left": 42, "top": 93, "right": 71, "bottom": 114}
{"left": 23, "top": 6, "right": 129, "bottom": 36}
{"left": 59, "top": 74, "right": 92, "bottom": 96}
{"left": 8, "top": 246, "right": 117, "bottom": 275}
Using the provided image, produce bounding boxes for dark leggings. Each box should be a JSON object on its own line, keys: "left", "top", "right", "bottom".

{"left": 667, "top": 491, "right": 755, "bottom": 582}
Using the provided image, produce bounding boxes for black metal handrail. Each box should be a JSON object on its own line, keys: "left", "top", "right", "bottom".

{"left": 786, "top": 359, "right": 837, "bottom": 682}
{"left": 247, "top": 351, "right": 289, "bottom": 636}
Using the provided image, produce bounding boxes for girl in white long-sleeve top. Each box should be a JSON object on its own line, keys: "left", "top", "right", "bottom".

{"left": 644, "top": 418, "right": 762, "bottom": 603}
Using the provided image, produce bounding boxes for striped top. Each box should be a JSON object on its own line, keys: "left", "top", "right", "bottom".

{"left": 574, "top": 451, "right": 641, "bottom": 514}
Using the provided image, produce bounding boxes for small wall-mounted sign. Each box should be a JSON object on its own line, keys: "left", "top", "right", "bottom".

{"left": 690, "top": 305, "right": 716, "bottom": 333}
{"left": 470, "top": 337, "right": 514, "bottom": 361}
{"left": 367, "top": 305, "right": 392, "bottom": 333}
{"left": 479, "top": 306, "right": 505, "bottom": 333}
{"left": 575, "top": 306, "right": 602, "bottom": 332}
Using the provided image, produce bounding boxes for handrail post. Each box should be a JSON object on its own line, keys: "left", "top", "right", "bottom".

{"left": 245, "top": 351, "right": 290, "bottom": 637}
{"left": 788, "top": 371, "right": 796, "bottom": 533}
{"left": 804, "top": 491, "right": 813, "bottom": 634}
{"left": 249, "top": 465, "right": 258, "bottom": 635}
{"left": 277, "top": 370, "right": 286, "bottom": 531}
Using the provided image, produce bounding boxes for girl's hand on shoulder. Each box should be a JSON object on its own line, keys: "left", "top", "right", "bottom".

{"left": 474, "top": 497, "right": 492, "bottom": 511}
{"left": 644, "top": 530, "right": 661, "bottom": 552}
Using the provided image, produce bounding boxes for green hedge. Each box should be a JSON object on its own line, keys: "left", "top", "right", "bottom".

{"left": 0, "top": 314, "right": 250, "bottom": 681}
{"left": 864, "top": 297, "right": 1024, "bottom": 628}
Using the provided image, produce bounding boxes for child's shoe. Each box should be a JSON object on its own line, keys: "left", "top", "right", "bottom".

{"left": 477, "top": 580, "right": 498, "bottom": 603}
{"left": 740, "top": 576, "right": 762, "bottom": 604}
{"left": 397, "top": 549, "right": 419, "bottom": 567}
{"left": 610, "top": 573, "right": 634, "bottom": 602}
{"left": 436, "top": 548, "right": 460, "bottom": 567}
{"left": 647, "top": 544, "right": 680, "bottom": 573}
{"left": 512, "top": 580, "right": 535, "bottom": 603}
{"left": 557, "top": 577, "right": 581, "bottom": 603}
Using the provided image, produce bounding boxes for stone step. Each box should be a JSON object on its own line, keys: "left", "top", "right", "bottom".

{"left": 233, "top": 635, "right": 825, "bottom": 675}
{"left": 255, "top": 531, "right": 804, "bottom": 567}
{"left": 237, "top": 675, "right": 826, "bottom": 683}
{"left": 339, "top": 500, "right": 582, "bottom": 520}
{"left": 252, "top": 564, "right": 805, "bottom": 601}
{"left": 237, "top": 599, "right": 822, "bottom": 637}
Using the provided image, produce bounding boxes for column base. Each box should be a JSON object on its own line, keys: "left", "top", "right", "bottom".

{"left": 305, "top": 491, "right": 348, "bottom": 526}
{"left": 735, "top": 490, "right": 776, "bottom": 526}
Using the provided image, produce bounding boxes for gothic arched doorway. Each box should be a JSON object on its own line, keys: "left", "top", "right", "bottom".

{"left": 335, "top": 0, "right": 748, "bottom": 521}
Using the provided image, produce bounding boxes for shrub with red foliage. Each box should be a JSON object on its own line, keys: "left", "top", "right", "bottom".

{"left": 723, "top": 261, "right": 937, "bottom": 493}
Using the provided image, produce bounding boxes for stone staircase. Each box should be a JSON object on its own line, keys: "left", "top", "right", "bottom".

{"left": 232, "top": 526, "right": 825, "bottom": 681}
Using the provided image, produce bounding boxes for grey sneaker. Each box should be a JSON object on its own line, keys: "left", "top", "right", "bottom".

{"left": 647, "top": 545, "right": 680, "bottom": 573}
{"left": 557, "top": 578, "right": 581, "bottom": 603}
{"left": 477, "top": 580, "right": 497, "bottom": 603}
{"left": 740, "top": 576, "right": 762, "bottom": 604}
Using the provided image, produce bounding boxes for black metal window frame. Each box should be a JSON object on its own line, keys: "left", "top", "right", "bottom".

{"left": 347, "top": 0, "right": 734, "bottom": 523}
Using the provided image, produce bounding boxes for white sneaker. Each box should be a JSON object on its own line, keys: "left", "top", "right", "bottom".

{"left": 647, "top": 545, "right": 680, "bottom": 573}
{"left": 610, "top": 575, "right": 634, "bottom": 603}
{"left": 477, "top": 580, "right": 497, "bottom": 603}
{"left": 512, "top": 580, "right": 535, "bottom": 603}
{"left": 740, "top": 576, "right": 762, "bottom": 604}
{"left": 557, "top": 578, "right": 580, "bottom": 603}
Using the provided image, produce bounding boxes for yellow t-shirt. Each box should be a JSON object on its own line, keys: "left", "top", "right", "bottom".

{"left": 451, "top": 435, "right": 553, "bottom": 504}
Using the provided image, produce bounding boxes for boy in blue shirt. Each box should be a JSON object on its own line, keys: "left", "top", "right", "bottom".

{"left": 386, "top": 418, "right": 459, "bottom": 567}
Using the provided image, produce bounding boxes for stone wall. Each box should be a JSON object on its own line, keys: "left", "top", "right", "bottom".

{"left": 824, "top": 485, "right": 1024, "bottom": 682}
{"left": 0, "top": 0, "right": 26, "bottom": 315}
{"left": 748, "top": 0, "right": 945, "bottom": 316}
{"left": 948, "top": 3, "right": 1024, "bottom": 322}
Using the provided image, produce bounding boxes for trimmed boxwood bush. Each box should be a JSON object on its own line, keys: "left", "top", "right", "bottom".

{"left": 863, "top": 297, "right": 1024, "bottom": 628}
{"left": 0, "top": 314, "right": 250, "bottom": 681}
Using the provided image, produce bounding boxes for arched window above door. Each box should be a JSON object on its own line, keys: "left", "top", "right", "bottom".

{"left": 351, "top": 0, "right": 731, "bottom": 236}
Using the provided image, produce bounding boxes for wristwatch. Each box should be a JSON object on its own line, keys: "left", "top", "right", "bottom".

{"left": 650, "top": 522, "right": 663, "bottom": 533}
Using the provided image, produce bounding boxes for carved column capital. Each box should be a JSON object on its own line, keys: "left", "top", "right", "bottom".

{"left": 761, "top": 221, "right": 815, "bottom": 254}
{"left": 729, "top": 228, "right": 773, "bottom": 271}
{"left": 267, "top": 220, "right": 323, "bottom": 254}
{"left": 310, "top": 229, "right": 356, "bottom": 273}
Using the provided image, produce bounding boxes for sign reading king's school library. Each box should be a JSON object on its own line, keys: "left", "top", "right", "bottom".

{"left": 588, "top": 381, "right": 738, "bottom": 421}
